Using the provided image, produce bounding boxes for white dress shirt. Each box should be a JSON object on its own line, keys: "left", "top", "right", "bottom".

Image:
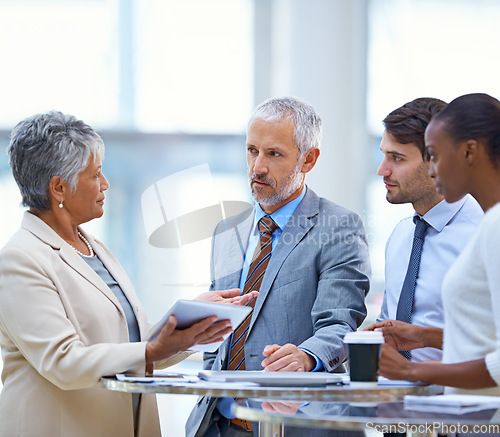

{"left": 378, "top": 195, "right": 483, "bottom": 362}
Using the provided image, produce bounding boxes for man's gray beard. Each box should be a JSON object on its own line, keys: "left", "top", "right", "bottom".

{"left": 250, "top": 164, "right": 304, "bottom": 206}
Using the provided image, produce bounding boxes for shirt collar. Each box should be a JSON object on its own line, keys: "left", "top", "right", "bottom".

{"left": 252, "top": 186, "right": 307, "bottom": 234}
{"left": 415, "top": 196, "right": 468, "bottom": 232}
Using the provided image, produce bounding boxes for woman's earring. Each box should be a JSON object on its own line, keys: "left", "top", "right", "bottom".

{"left": 59, "top": 198, "right": 63, "bottom": 209}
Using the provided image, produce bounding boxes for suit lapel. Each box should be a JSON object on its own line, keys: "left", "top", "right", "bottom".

{"left": 248, "top": 189, "right": 320, "bottom": 335}
{"left": 87, "top": 235, "right": 150, "bottom": 337}
{"left": 57, "top": 237, "right": 126, "bottom": 313}
{"left": 22, "top": 212, "right": 127, "bottom": 317}
{"left": 62, "top": 231, "right": 149, "bottom": 338}
{"left": 212, "top": 208, "right": 254, "bottom": 289}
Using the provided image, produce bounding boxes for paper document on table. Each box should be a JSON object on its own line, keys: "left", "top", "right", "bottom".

{"left": 341, "top": 375, "right": 425, "bottom": 386}
{"left": 199, "top": 370, "right": 344, "bottom": 386}
{"left": 404, "top": 394, "right": 500, "bottom": 414}
{"left": 377, "top": 376, "right": 426, "bottom": 386}
{"left": 116, "top": 373, "right": 198, "bottom": 384}
{"left": 178, "top": 380, "right": 259, "bottom": 389}
{"left": 115, "top": 373, "right": 258, "bottom": 388}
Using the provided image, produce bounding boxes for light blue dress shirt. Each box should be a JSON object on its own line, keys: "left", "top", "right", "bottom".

{"left": 238, "top": 187, "right": 307, "bottom": 292}
{"left": 378, "top": 195, "right": 483, "bottom": 362}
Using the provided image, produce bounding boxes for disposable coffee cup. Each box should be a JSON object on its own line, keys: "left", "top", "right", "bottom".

{"left": 344, "top": 331, "right": 384, "bottom": 388}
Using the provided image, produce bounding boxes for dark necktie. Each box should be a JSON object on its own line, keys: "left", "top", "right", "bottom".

{"left": 227, "top": 215, "right": 279, "bottom": 371}
{"left": 396, "top": 216, "right": 429, "bottom": 360}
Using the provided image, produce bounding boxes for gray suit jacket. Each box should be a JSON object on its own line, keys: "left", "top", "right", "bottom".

{"left": 186, "top": 188, "right": 371, "bottom": 437}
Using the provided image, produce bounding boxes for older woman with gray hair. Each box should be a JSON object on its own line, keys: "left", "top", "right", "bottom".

{"left": 0, "top": 111, "right": 255, "bottom": 437}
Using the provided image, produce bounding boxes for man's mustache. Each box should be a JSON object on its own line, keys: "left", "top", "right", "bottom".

{"left": 250, "top": 173, "right": 275, "bottom": 188}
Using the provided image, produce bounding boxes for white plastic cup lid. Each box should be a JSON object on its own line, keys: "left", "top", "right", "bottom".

{"left": 343, "top": 331, "right": 384, "bottom": 344}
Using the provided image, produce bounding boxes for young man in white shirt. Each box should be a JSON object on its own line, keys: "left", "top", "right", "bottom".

{"left": 370, "top": 97, "right": 483, "bottom": 362}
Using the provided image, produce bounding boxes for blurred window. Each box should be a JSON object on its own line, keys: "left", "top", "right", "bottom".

{"left": 367, "top": 0, "right": 500, "bottom": 136}
{"left": 364, "top": 0, "right": 500, "bottom": 320}
{"left": 0, "top": 0, "right": 253, "bottom": 317}
{"left": 135, "top": 0, "right": 253, "bottom": 133}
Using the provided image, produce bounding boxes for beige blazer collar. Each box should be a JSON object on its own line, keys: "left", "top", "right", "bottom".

{"left": 21, "top": 212, "right": 128, "bottom": 317}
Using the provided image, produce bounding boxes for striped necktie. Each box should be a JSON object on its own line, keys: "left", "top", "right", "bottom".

{"left": 227, "top": 215, "right": 279, "bottom": 371}
{"left": 396, "top": 216, "right": 429, "bottom": 360}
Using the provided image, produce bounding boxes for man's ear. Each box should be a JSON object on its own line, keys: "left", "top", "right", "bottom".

{"left": 301, "top": 147, "right": 320, "bottom": 174}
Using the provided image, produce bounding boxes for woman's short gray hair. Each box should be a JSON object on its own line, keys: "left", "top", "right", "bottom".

{"left": 7, "top": 111, "right": 105, "bottom": 211}
{"left": 249, "top": 96, "right": 322, "bottom": 156}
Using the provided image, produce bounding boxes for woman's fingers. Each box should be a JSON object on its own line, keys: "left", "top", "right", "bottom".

{"left": 148, "top": 316, "right": 233, "bottom": 362}
{"left": 159, "top": 315, "right": 177, "bottom": 336}
{"left": 195, "top": 319, "right": 232, "bottom": 343}
{"left": 184, "top": 317, "right": 232, "bottom": 345}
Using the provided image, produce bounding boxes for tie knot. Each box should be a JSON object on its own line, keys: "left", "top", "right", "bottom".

{"left": 258, "top": 216, "right": 278, "bottom": 235}
{"left": 413, "top": 216, "right": 429, "bottom": 239}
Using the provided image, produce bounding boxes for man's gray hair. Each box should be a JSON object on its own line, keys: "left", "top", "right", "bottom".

{"left": 7, "top": 111, "right": 105, "bottom": 211}
{"left": 249, "top": 96, "right": 322, "bottom": 155}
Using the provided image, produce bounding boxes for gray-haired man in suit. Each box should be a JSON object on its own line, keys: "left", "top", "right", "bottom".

{"left": 186, "top": 96, "right": 371, "bottom": 437}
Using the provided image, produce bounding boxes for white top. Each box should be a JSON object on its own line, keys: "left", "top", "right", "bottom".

{"left": 378, "top": 195, "right": 483, "bottom": 362}
{"left": 442, "top": 202, "right": 500, "bottom": 396}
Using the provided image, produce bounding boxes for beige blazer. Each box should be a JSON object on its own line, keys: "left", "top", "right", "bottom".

{"left": 0, "top": 212, "right": 189, "bottom": 437}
